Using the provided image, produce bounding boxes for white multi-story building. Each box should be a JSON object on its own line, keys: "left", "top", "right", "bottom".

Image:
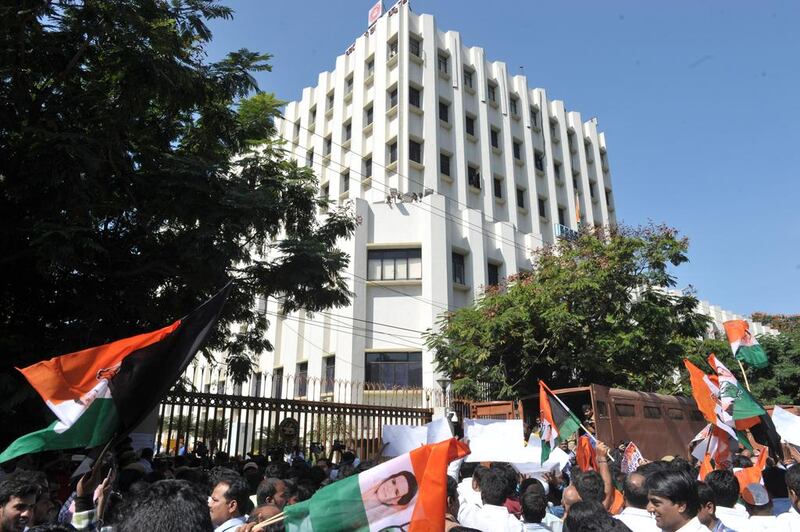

{"left": 200, "top": 2, "right": 617, "bottom": 399}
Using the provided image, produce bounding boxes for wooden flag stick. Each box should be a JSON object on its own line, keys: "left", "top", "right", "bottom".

{"left": 736, "top": 358, "right": 752, "bottom": 391}
{"left": 252, "top": 512, "right": 285, "bottom": 531}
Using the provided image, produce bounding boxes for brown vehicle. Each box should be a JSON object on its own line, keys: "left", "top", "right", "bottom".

{"left": 470, "top": 384, "right": 707, "bottom": 459}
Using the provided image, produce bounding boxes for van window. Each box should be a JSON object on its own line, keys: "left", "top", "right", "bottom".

{"left": 667, "top": 408, "right": 685, "bottom": 420}
{"left": 615, "top": 403, "right": 635, "bottom": 417}
{"left": 595, "top": 401, "right": 608, "bottom": 417}
{"left": 690, "top": 410, "right": 704, "bottom": 421}
{"left": 643, "top": 406, "right": 661, "bottom": 419}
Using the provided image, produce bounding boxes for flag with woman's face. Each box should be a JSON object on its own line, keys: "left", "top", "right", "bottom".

{"left": 284, "top": 438, "right": 469, "bottom": 531}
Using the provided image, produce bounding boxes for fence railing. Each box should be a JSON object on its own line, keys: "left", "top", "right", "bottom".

{"left": 157, "top": 390, "right": 434, "bottom": 461}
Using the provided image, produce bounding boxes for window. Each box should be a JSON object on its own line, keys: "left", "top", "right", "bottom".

{"left": 534, "top": 150, "right": 545, "bottom": 171}
{"left": 295, "top": 362, "right": 308, "bottom": 397}
{"left": 467, "top": 165, "right": 480, "bottom": 189}
{"left": 345, "top": 75, "right": 354, "bottom": 94}
{"left": 437, "top": 53, "right": 449, "bottom": 75}
{"left": 573, "top": 176, "right": 579, "bottom": 191}
{"left": 558, "top": 207, "right": 566, "bottom": 226}
{"left": 537, "top": 197, "right": 546, "bottom": 217}
{"left": 388, "top": 38, "right": 398, "bottom": 60}
{"left": 293, "top": 120, "right": 300, "bottom": 138}
{"left": 343, "top": 121, "right": 352, "bottom": 142}
{"left": 487, "top": 83, "right": 496, "bottom": 102}
{"left": 341, "top": 171, "right": 349, "bottom": 193}
{"left": 490, "top": 128, "right": 500, "bottom": 149}
{"left": 365, "top": 352, "right": 422, "bottom": 387}
{"left": 366, "top": 58, "right": 375, "bottom": 77}
{"left": 388, "top": 141, "right": 398, "bottom": 164}
{"left": 595, "top": 401, "right": 608, "bottom": 417}
{"left": 452, "top": 252, "right": 466, "bottom": 284}
{"left": 326, "top": 91, "right": 335, "bottom": 111}
{"left": 363, "top": 157, "right": 372, "bottom": 178}
{"left": 306, "top": 149, "right": 314, "bottom": 167}
{"left": 643, "top": 406, "right": 662, "bottom": 419}
{"left": 323, "top": 135, "right": 332, "bottom": 155}
{"left": 463, "top": 68, "right": 474, "bottom": 89}
{"left": 365, "top": 104, "right": 374, "bottom": 126}
{"left": 509, "top": 96, "right": 518, "bottom": 115}
{"left": 590, "top": 182, "right": 596, "bottom": 199}
{"left": 203, "top": 382, "right": 211, "bottom": 393}
{"left": 554, "top": 161, "right": 561, "bottom": 180}
{"left": 367, "top": 249, "right": 422, "bottom": 281}
{"left": 409, "top": 139, "right": 422, "bottom": 164}
{"left": 273, "top": 368, "right": 283, "bottom": 398}
{"left": 388, "top": 87, "right": 398, "bottom": 109}
{"left": 530, "top": 107, "right": 539, "bottom": 128}
{"left": 667, "top": 408, "right": 685, "bottom": 420}
{"left": 439, "top": 100, "right": 449, "bottom": 123}
{"left": 321, "top": 182, "right": 330, "bottom": 203}
{"left": 440, "top": 152, "right": 451, "bottom": 176}
{"left": 513, "top": 140, "right": 522, "bottom": 160}
{"left": 488, "top": 263, "right": 499, "bottom": 286}
{"left": 465, "top": 115, "right": 475, "bottom": 136}
{"left": 615, "top": 403, "right": 636, "bottom": 417}
{"left": 516, "top": 187, "right": 525, "bottom": 209}
{"left": 409, "top": 37, "right": 421, "bottom": 57}
{"left": 216, "top": 379, "right": 226, "bottom": 394}
{"left": 550, "top": 120, "right": 558, "bottom": 140}
{"left": 323, "top": 357, "right": 335, "bottom": 393}
{"left": 409, "top": 86, "right": 421, "bottom": 108}
{"left": 250, "top": 372, "right": 262, "bottom": 397}
{"left": 605, "top": 189, "right": 612, "bottom": 206}
{"left": 493, "top": 177, "right": 503, "bottom": 199}
{"left": 568, "top": 131, "right": 576, "bottom": 153}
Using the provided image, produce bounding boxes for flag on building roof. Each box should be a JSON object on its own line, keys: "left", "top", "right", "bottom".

{"left": 723, "top": 320, "right": 768, "bottom": 369}
{"left": 0, "top": 284, "right": 231, "bottom": 464}
{"left": 284, "top": 438, "right": 469, "bottom": 531}
{"left": 539, "top": 380, "right": 582, "bottom": 462}
{"left": 707, "top": 354, "right": 764, "bottom": 430}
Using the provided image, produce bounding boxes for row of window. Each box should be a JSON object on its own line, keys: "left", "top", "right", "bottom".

{"left": 364, "top": 247, "right": 505, "bottom": 288}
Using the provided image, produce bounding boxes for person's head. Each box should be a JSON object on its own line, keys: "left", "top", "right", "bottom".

{"left": 704, "top": 469, "right": 740, "bottom": 508}
{"left": 116, "top": 479, "right": 213, "bottom": 532}
{"left": 562, "top": 485, "right": 581, "bottom": 515}
{"left": 741, "top": 483, "right": 772, "bottom": 516}
{"left": 563, "top": 500, "right": 607, "bottom": 531}
{"left": 786, "top": 463, "right": 800, "bottom": 509}
{"left": 645, "top": 469, "right": 699, "bottom": 532}
{"left": 375, "top": 471, "right": 417, "bottom": 506}
{"left": 248, "top": 503, "right": 282, "bottom": 523}
{"left": 256, "top": 478, "right": 287, "bottom": 508}
{"left": 140, "top": 448, "right": 154, "bottom": 461}
{"left": 315, "top": 458, "right": 331, "bottom": 474}
{"left": 696, "top": 481, "right": 717, "bottom": 528}
{"left": 490, "top": 462, "right": 518, "bottom": 499}
{"left": 478, "top": 469, "right": 507, "bottom": 506}
{"left": 521, "top": 488, "right": 547, "bottom": 524}
{"left": 572, "top": 470, "right": 605, "bottom": 504}
{"left": 446, "top": 476, "right": 459, "bottom": 517}
{"left": 623, "top": 472, "right": 649, "bottom": 510}
{"left": 0, "top": 472, "right": 40, "bottom": 532}
{"left": 763, "top": 466, "right": 788, "bottom": 500}
{"left": 9, "top": 470, "right": 49, "bottom": 527}
{"left": 471, "top": 465, "right": 489, "bottom": 492}
{"left": 208, "top": 474, "right": 250, "bottom": 527}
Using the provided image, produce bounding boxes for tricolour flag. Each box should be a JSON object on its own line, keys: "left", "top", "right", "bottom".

{"left": 684, "top": 359, "right": 737, "bottom": 440}
{"left": 284, "top": 438, "right": 469, "bottom": 531}
{"left": 0, "top": 284, "right": 231, "bottom": 463}
{"left": 723, "top": 320, "right": 768, "bottom": 369}
{"left": 539, "top": 380, "right": 581, "bottom": 462}
{"left": 734, "top": 449, "right": 768, "bottom": 494}
{"left": 707, "top": 354, "right": 764, "bottom": 429}
{"left": 575, "top": 434, "right": 597, "bottom": 472}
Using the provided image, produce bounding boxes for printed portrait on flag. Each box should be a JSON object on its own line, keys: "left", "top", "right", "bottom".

{"left": 359, "top": 453, "right": 418, "bottom": 531}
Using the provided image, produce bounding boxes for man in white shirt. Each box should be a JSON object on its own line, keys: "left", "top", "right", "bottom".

{"left": 776, "top": 463, "right": 800, "bottom": 531}
{"left": 705, "top": 470, "right": 752, "bottom": 532}
{"left": 740, "top": 483, "right": 776, "bottom": 531}
{"left": 457, "top": 464, "right": 487, "bottom": 509}
{"left": 645, "top": 469, "right": 709, "bottom": 532}
{"left": 458, "top": 468, "right": 521, "bottom": 532}
{"left": 616, "top": 472, "right": 659, "bottom": 532}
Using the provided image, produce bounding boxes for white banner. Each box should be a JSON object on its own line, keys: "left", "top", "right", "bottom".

{"left": 773, "top": 406, "right": 800, "bottom": 447}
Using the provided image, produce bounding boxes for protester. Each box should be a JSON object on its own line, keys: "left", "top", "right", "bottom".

{"left": 564, "top": 500, "right": 627, "bottom": 531}
{"left": 255, "top": 478, "right": 287, "bottom": 509}
{"left": 446, "top": 476, "right": 460, "bottom": 531}
{"left": 741, "top": 483, "right": 775, "bottom": 531}
{"left": 116, "top": 479, "right": 213, "bottom": 532}
{"left": 457, "top": 468, "right": 521, "bottom": 531}
{"left": 697, "top": 481, "right": 734, "bottom": 532}
{"left": 208, "top": 470, "right": 250, "bottom": 532}
{"left": 521, "top": 478, "right": 562, "bottom": 532}
{"left": 704, "top": 470, "right": 751, "bottom": 531}
{"left": 775, "top": 462, "right": 800, "bottom": 530}
{"left": 520, "top": 488, "right": 551, "bottom": 531}
{"left": 0, "top": 471, "right": 39, "bottom": 532}
{"left": 615, "top": 472, "right": 659, "bottom": 531}
{"left": 645, "top": 469, "right": 705, "bottom": 532}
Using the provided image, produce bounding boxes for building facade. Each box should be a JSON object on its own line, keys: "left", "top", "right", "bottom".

{"left": 190, "top": 2, "right": 617, "bottom": 400}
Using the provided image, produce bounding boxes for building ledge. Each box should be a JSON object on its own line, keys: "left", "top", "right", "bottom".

{"left": 409, "top": 160, "right": 424, "bottom": 171}
{"left": 361, "top": 177, "right": 372, "bottom": 188}
{"left": 511, "top": 113, "right": 521, "bottom": 122}
{"left": 494, "top": 197, "right": 506, "bottom": 206}
{"left": 386, "top": 161, "right": 398, "bottom": 173}
{"left": 364, "top": 73, "right": 375, "bottom": 87}
{"left": 387, "top": 105, "right": 399, "bottom": 118}
{"left": 464, "top": 86, "right": 476, "bottom": 95}
{"left": 468, "top": 185, "right": 481, "bottom": 195}
{"left": 344, "top": 91, "right": 353, "bottom": 103}
{"left": 322, "top": 154, "right": 331, "bottom": 166}
{"left": 514, "top": 158, "right": 524, "bottom": 167}
{"left": 342, "top": 139, "right": 351, "bottom": 150}
{"left": 438, "top": 70, "right": 451, "bottom": 82}
{"left": 367, "top": 279, "right": 423, "bottom": 287}
{"left": 410, "top": 53, "right": 423, "bottom": 65}
{"left": 488, "top": 100, "right": 499, "bottom": 110}
{"left": 363, "top": 122, "right": 373, "bottom": 136}
{"left": 410, "top": 105, "right": 423, "bottom": 116}
{"left": 453, "top": 282, "right": 471, "bottom": 292}
{"left": 325, "top": 107, "right": 333, "bottom": 119}
{"left": 517, "top": 206, "right": 529, "bottom": 215}
{"left": 466, "top": 133, "right": 478, "bottom": 144}
{"left": 491, "top": 146, "right": 502, "bottom": 156}
{"left": 439, "top": 120, "right": 452, "bottom": 130}
{"left": 440, "top": 173, "right": 453, "bottom": 184}
{"left": 535, "top": 168, "right": 544, "bottom": 177}
{"left": 387, "top": 53, "right": 399, "bottom": 68}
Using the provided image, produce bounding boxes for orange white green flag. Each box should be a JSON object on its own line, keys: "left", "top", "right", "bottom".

{"left": 723, "top": 320, "right": 768, "bottom": 369}
{"left": 539, "top": 380, "right": 582, "bottom": 462}
{"left": 283, "top": 438, "right": 469, "bottom": 531}
{"left": 707, "top": 354, "right": 765, "bottom": 429}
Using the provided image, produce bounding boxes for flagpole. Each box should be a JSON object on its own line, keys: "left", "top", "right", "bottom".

{"left": 736, "top": 359, "right": 752, "bottom": 392}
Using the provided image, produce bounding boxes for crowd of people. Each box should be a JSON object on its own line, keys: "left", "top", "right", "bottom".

{"left": 1, "top": 432, "right": 799, "bottom": 531}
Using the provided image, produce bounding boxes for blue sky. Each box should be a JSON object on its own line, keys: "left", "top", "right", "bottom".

{"left": 206, "top": 1, "right": 799, "bottom": 317}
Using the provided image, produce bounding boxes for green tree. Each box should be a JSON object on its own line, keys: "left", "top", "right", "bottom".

{"left": 426, "top": 225, "right": 710, "bottom": 399}
{"left": 0, "top": 0, "right": 355, "bottom": 440}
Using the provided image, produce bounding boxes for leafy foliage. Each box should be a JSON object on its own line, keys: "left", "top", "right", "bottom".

{"left": 426, "top": 225, "right": 711, "bottom": 399}
{"left": 0, "top": 0, "right": 356, "bottom": 438}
